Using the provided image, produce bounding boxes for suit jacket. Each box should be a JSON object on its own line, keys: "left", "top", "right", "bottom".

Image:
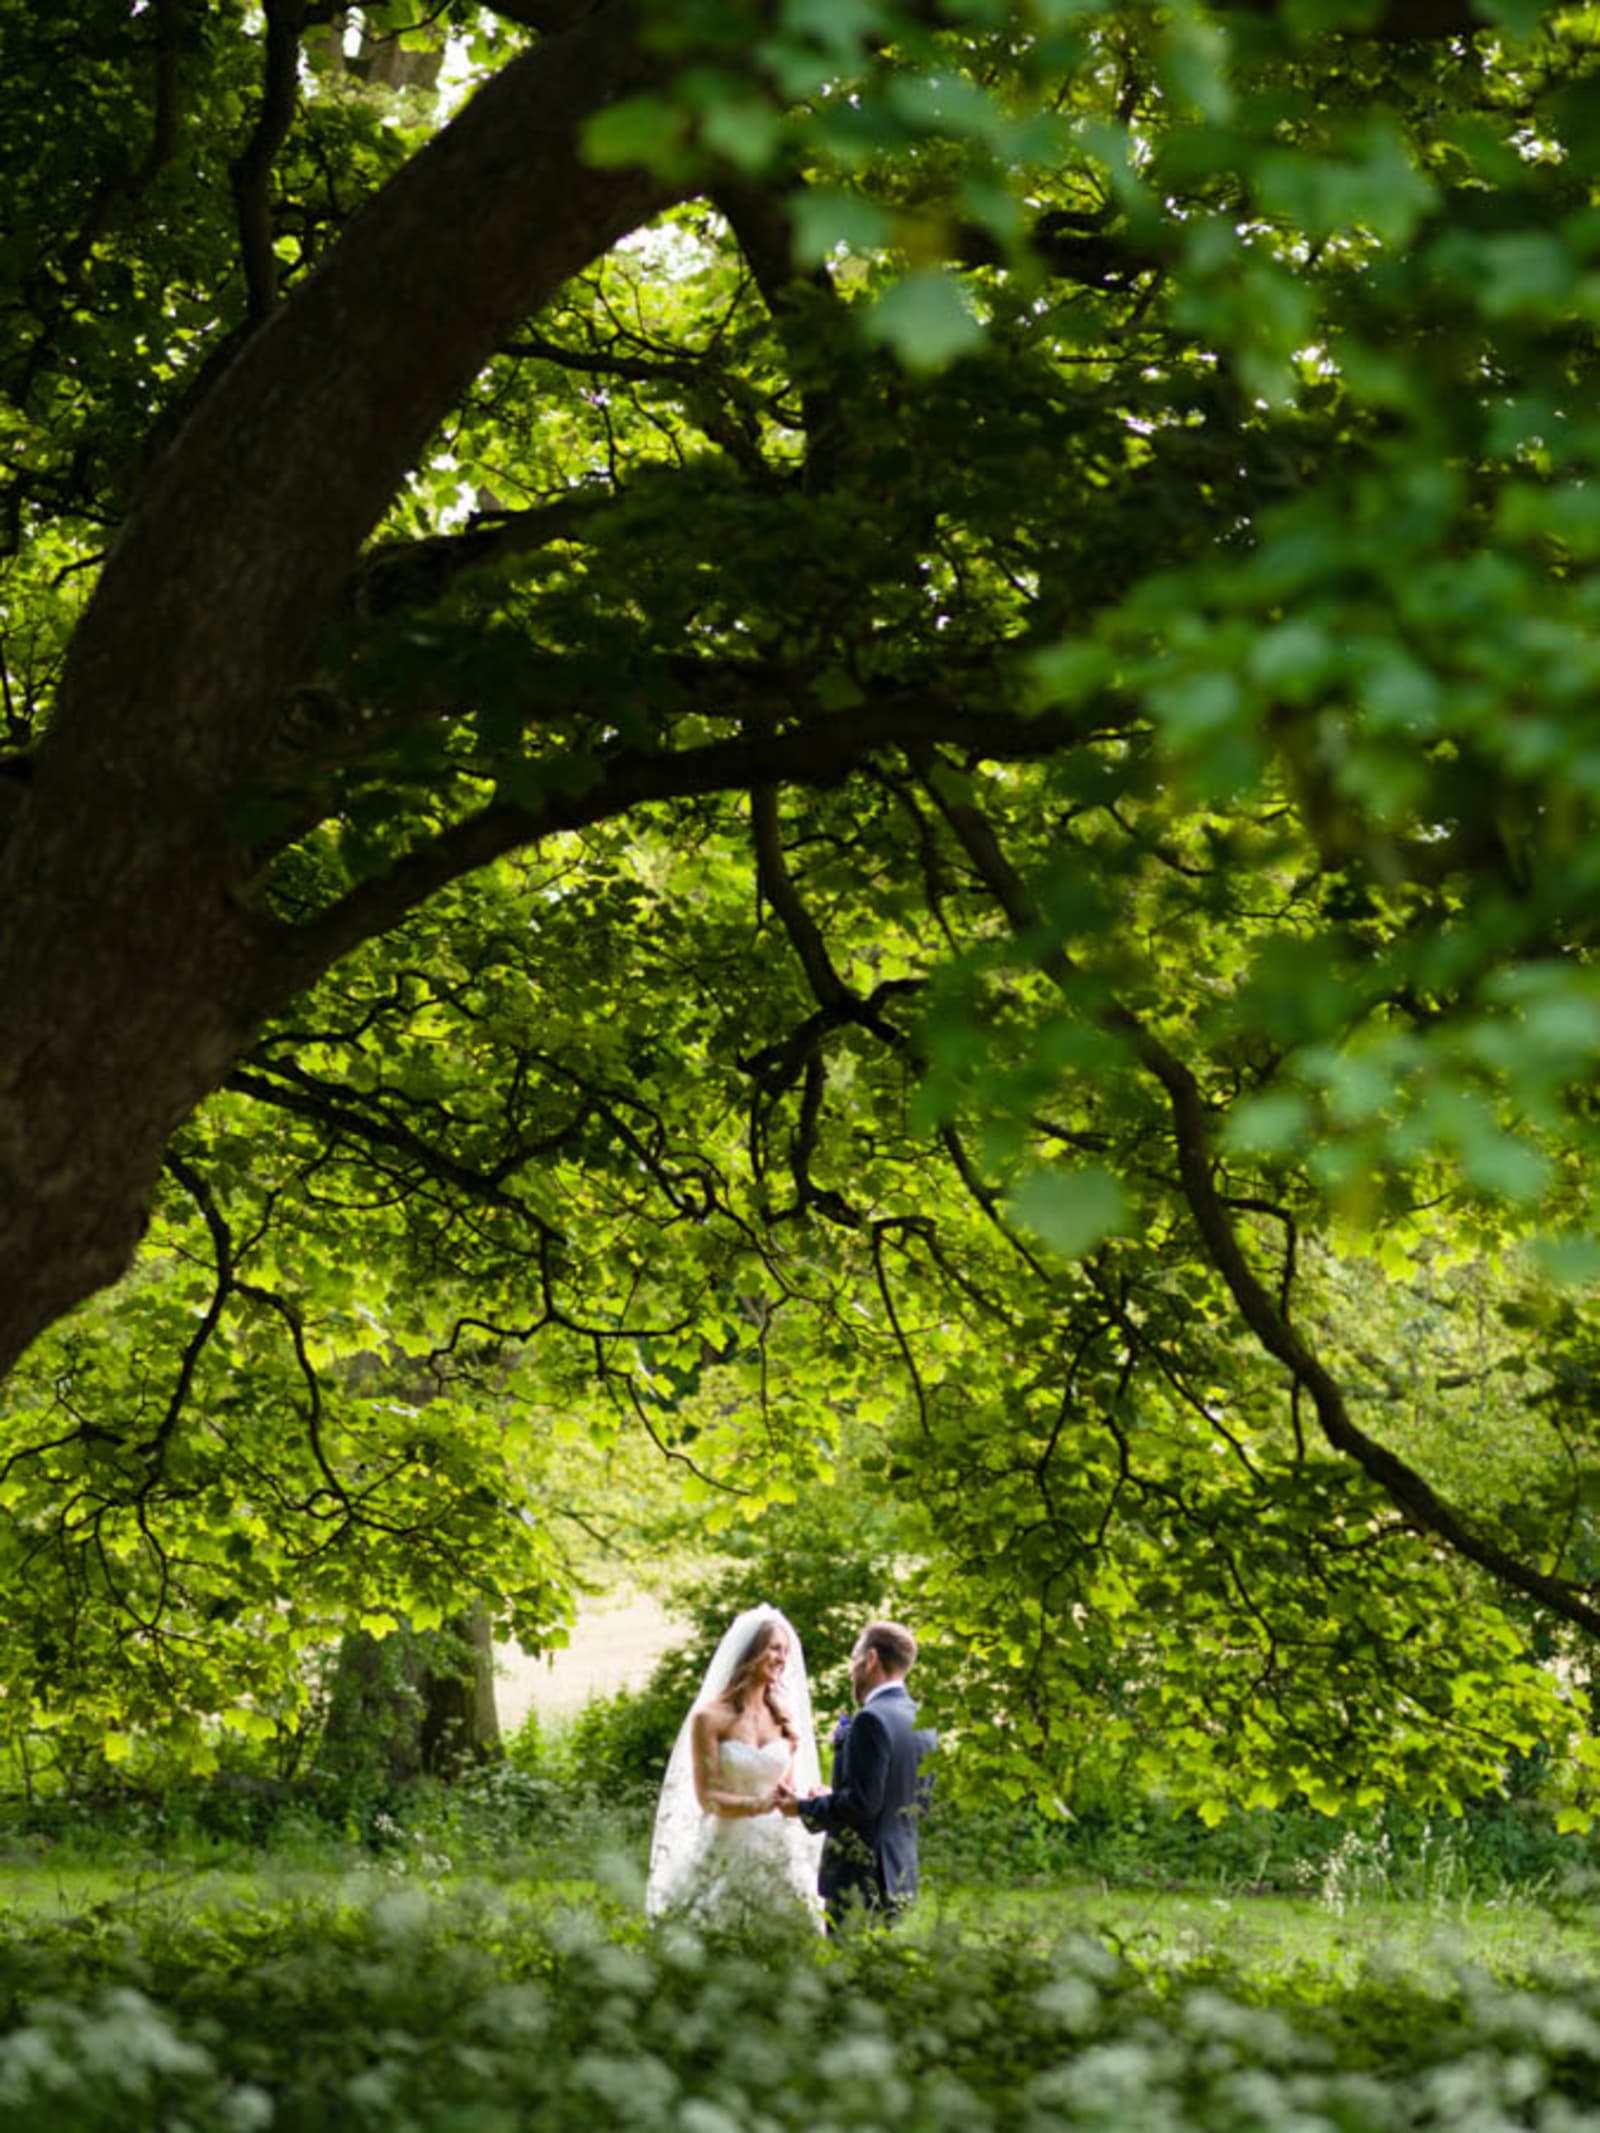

{"left": 798, "top": 1683, "right": 930, "bottom": 1924}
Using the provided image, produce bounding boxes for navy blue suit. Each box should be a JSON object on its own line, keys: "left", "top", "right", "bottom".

{"left": 798, "top": 1683, "right": 931, "bottom": 1927}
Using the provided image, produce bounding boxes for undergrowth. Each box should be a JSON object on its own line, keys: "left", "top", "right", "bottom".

{"left": 0, "top": 1885, "right": 1598, "bottom": 2131}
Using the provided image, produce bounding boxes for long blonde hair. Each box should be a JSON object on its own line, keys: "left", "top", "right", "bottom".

{"left": 721, "top": 1617, "right": 798, "bottom": 1745}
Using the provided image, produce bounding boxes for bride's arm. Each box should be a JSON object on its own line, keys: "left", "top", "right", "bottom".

{"left": 690, "top": 1709, "right": 778, "bottom": 1817}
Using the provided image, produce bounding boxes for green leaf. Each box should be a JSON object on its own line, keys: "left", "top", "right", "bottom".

{"left": 1160, "top": 14, "right": 1234, "bottom": 124}
{"left": 1222, "top": 1090, "right": 1312, "bottom": 1157}
{"left": 813, "top": 665, "right": 864, "bottom": 710}
{"left": 1149, "top": 667, "right": 1243, "bottom": 742}
{"left": 699, "top": 96, "right": 784, "bottom": 175}
{"left": 778, "top": 0, "right": 883, "bottom": 57}
{"left": 1028, "top": 640, "right": 1112, "bottom": 707}
{"left": 1474, "top": 233, "right": 1575, "bottom": 319}
{"left": 1246, "top": 619, "right": 1337, "bottom": 701}
{"left": 791, "top": 192, "right": 895, "bottom": 266}
{"left": 864, "top": 272, "right": 984, "bottom": 372}
{"left": 581, "top": 97, "right": 690, "bottom": 173}
{"left": 1457, "top": 1126, "right": 1550, "bottom": 1203}
{"left": 1530, "top": 1235, "right": 1600, "bottom": 1285}
{"left": 1474, "top": 0, "right": 1549, "bottom": 38}
{"left": 1008, "top": 1165, "right": 1128, "bottom": 1258}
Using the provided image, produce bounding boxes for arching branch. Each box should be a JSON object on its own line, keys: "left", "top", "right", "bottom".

{"left": 0, "top": 4, "right": 683, "bottom": 1380}
{"left": 750, "top": 783, "right": 850, "bottom": 1011}
{"left": 146, "top": 1152, "right": 237, "bottom": 1478}
{"left": 356, "top": 492, "right": 612, "bottom": 615}
{"left": 227, "top": 1063, "right": 563, "bottom": 1238}
{"left": 714, "top": 179, "right": 853, "bottom": 492}
{"left": 261, "top": 694, "right": 1115, "bottom": 1002}
{"left": 920, "top": 756, "right": 1600, "bottom": 1645}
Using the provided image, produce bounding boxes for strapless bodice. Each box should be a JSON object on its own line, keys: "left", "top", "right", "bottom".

{"left": 645, "top": 1732, "right": 822, "bottom": 1930}
{"left": 718, "top": 1737, "right": 789, "bottom": 1798}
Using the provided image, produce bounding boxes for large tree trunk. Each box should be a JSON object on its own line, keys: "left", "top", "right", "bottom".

{"left": 0, "top": 7, "right": 678, "bottom": 1384}
{"left": 320, "top": 1610, "right": 502, "bottom": 1787}
{"left": 419, "top": 1609, "right": 503, "bottom": 1777}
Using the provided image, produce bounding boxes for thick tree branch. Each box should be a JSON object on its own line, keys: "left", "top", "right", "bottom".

{"left": 148, "top": 1153, "right": 237, "bottom": 1478}
{"left": 951, "top": 209, "right": 1163, "bottom": 291}
{"left": 750, "top": 783, "right": 850, "bottom": 1011}
{"left": 0, "top": 5, "right": 682, "bottom": 1380}
{"left": 509, "top": 326, "right": 779, "bottom": 483}
{"left": 264, "top": 696, "right": 1107, "bottom": 1001}
{"left": 715, "top": 179, "right": 853, "bottom": 493}
{"left": 135, "top": 0, "right": 185, "bottom": 191}
{"left": 1146, "top": 1038, "right": 1600, "bottom": 1637}
{"left": 356, "top": 492, "right": 611, "bottom": 615}
{"left": 233, "top": 1281, "right": 352, "bottom": 1520}
{"left": 43, "top": 5, "right": 676, "bottom": 804}
{"left": 505, "top": 330, "right": 713, "bottom": 388}
{"left": 747, "top": 778, "right": 1055, "bottom": 1266}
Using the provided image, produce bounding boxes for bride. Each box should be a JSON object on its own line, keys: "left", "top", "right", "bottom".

{"left": 645, "top": 1604, "right": 823, "bottom": 1927}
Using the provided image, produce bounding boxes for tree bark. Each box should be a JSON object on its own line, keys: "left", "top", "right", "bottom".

{"left": 320, "top": 1612, "right": 502, "bottom": 1785}
{"left": 0, "top": 7, "right": 678, "bottom": 1382}
{"left": 419, "top": 1609, "right": 503, "bottom": 1777}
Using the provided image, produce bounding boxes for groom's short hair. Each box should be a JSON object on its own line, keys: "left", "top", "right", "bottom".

{"left": 861, "top": 1621, "right": 916, "bottom": 1676}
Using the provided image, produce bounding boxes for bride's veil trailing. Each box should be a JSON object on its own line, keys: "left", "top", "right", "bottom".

{"left": 645, "top": 1603, "right": 823, "bottom": 1920}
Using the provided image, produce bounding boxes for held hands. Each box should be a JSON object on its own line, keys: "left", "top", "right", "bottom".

{"left": 728, "top": 1783, "right": 809, "bottom": 1817}
{"left": 772, "top": 1783, "right": 823, "bottom": 1820}
{"left": 745, "top": 1781, "right": 826, "bottom": 1819}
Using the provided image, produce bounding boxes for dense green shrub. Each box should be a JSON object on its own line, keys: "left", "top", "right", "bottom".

{"left": 3, "top": 1888, "right": 1600, "bottom": 2131}
{"left": 1, "top": 1759, "right": 1591, "bottom": 1930}
{"left": 915, "top": 1785, "right": 1600, "bottom": 1906}
{"left": 1, "top": 1739, "right": 1593, "bottom": 1924}
{"left": 553, "top": 1676, "right": 689, "bottom": 1805}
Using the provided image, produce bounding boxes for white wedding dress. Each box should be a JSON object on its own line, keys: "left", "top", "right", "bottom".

{"left": 645, "top": 1606, "right": 824, "bottom": 1929}
{"left": 670, "top": 1739, "right": 821, "bottom": 1928}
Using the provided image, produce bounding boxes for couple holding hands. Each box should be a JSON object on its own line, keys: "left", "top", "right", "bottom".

{"left": 645, "top": 1607, "right": 932, "bottom": 1932}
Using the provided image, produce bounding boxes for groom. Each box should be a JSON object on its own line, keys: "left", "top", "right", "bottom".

{"left": 780, "top": 1619, "right": 931, "bottom": 1929}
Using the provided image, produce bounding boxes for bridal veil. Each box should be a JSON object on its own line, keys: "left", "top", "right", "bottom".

{"left": 645, "top": 1603, "right": 824, "bottom": 1920}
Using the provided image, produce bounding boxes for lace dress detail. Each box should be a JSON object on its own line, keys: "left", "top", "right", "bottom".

{"left": 659, "top": 1739, "right": 822, "bottom": 1929}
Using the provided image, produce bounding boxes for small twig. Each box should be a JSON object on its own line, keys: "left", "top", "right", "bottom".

{"left": 231, "top": 0, "right": 311, "bottom": 320}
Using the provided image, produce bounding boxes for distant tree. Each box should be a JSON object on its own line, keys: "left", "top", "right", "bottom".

{"left": 319, "top": 1610, "right": 501, "bottom": 1786}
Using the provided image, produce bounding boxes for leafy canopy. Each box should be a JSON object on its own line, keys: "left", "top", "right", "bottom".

{"left": 4, "top": 0, "right": 1600, "bottom": 1815}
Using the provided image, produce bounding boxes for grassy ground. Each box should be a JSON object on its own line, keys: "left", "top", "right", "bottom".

{"left": 919, "top": 1880, "right": 1600, "bottom": 1983}
{"left": 2, "top": 1846, "right": 1596, "bottom": 1988}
